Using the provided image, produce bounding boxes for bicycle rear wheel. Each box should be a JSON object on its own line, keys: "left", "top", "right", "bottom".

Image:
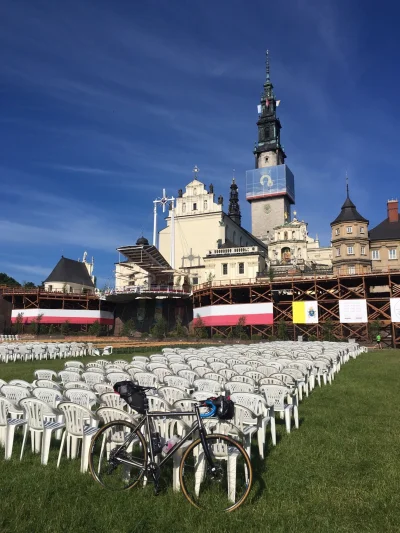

{"left": 89, "top": 420, "right": 147, "bottom": 491}
{"left": 179, "top": 434, "right": 252, "bottom": 512}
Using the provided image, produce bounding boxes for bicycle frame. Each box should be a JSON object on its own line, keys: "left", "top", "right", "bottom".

{"left": 112, "top": 406, "right": 215, "bottom": 471}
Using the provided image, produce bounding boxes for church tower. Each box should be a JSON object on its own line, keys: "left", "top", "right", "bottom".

{"left": 228, "top": 177, "right": 241, "bottom": 226}
{"left": 246, "top": 51, "right": 295, "bottom": 244}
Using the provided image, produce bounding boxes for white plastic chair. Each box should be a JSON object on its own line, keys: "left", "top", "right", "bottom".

{"left": 64, "top": 389, "right": 98, "bottom": 409}
{"left": 259, "top": 384, "right": 298, "bottom": 433}
{"left": 93, "top": 383, "right": 114, "bottom": 395}
{"left": 163, "top": 375, "right": 191, "bottom": 391}
{"left": 9, "top": 379, "right": 33, "bottom": 390}
{"left": 34, "top": 370, "right": 58, "bottom": 381}
{"left": 134, "top": 372, "right": 158, "bottom": 388}
{"left": 82, "top": 372, "right": 105, "bottom": 386}
{"left": 19, "top": 398, "right": 65, "bottom": 464}
{"left": 193, "top": 379, "right": 222, "bottom": 395}
{"left": 65, "top": 361, "right": 85, "bottom": 370}
{"left": 224, "top": 381, "right": 255, "bottom": 394}
{"left": 107, "top": 372, "right": 130, "bottom": 386}
{"left": 158, "top": 386, "right": 189, "bottom": 405}
{"left": 58, "top": 371, "right": 82, "bottom": 385}
{"left": 57, "top": 402, "right": 99, "bottom": 473}
{"left": 35, "top": 379, "right": 62, "bottom": 391}
{"left": 100, "top": 392, "right": 130, "bottom": 411}
{"left": 102, "top": 346, "right": 113, "bottom": 356}
{"left": 0, "top": 397, "right": 27, "bottom": 459}
{"left": 152, "top": 367, "right": 173, "bottom": 384}
{"left": 177, "top": 369, "right": 199, "bottom": 385}
{"left": 63, "top": 381, "right": 92, "bottom": 391}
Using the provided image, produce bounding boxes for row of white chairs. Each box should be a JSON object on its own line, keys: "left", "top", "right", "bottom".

{"left": 0, "top": 342, "right": 114, "bottom": 363}
{"left": 0, "top": 335, "right": 20, "bottom": 342}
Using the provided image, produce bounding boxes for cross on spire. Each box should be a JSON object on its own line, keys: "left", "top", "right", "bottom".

{"left": 193, "top": 165, "right": 200, "bottom": 177}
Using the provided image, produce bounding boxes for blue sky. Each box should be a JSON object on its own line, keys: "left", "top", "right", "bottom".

{"left": 1, "top": 0, "right": 399, "bottom": 287}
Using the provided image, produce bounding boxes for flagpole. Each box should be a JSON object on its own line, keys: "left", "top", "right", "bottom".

{"left": 153, "top": 201, "right": 157, "bottom": 247}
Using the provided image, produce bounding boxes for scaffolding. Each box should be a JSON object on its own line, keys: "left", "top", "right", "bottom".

{"left": 192, "top": 271, "right": 400, "bottom": 347}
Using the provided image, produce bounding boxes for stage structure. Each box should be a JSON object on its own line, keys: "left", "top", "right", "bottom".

{"left": 153, "top": 188, "right": 175, "bottom": 268}
{"left": 192, "top": 270, "right": 400, "bottom": 348}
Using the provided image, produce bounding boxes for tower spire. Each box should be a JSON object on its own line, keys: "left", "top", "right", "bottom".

{"left": 266, "top": 49, "right": 270, "bottom": 81}
{"left": 228, "top": 176, "right": 241, "bottom": 226}
{"left": 346, "top": 171, "right": 349, "bottom": 198}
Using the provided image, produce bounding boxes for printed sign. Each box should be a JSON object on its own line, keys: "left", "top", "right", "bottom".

{"left": 339, "top": 299, "right": 368, "bottom": 323}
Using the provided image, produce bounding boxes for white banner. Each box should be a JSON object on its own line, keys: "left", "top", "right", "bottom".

{"left": 390, "top": 298, "right": 400, "bottom": 323}
{"left": 339, "top": 299, "right": 368, "bottom": 323}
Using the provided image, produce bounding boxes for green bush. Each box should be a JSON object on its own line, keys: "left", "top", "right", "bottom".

{"left": 150, "top": 317, "right": 168, "bottom": 340}
{"left": 88, "top": 321, "right": 101, "bottom": 337}
{"left": 251, "top": 333, "right": 263, "bottom": 341}
{"left": 60, "top": 321, "right": 70, "bottom": 336}
{"left": 121, "top": 318, "right": 135, "bottom": 337}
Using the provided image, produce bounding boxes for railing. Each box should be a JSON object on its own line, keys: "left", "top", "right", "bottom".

{"left": 101, "top": 285, "right": 191, "bottom": 297}
{"left": 0, "top": 286, "right": 97, "bottom": 298}
{"left": 206, "top": 246, "right": 261, "bottom": 256}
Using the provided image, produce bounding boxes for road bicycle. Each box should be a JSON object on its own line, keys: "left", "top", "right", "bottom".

{"left": 89, "top": 382, "right": 253, "bottom": 512}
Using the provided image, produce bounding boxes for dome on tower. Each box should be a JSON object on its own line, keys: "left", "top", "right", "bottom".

{"left": 136, "top": 236, "right": 149, "bottom": 246}
{"left": 331, "top": 193, "right": 368, "bottom": 225}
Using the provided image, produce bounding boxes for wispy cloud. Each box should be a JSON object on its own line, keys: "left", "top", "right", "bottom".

{"left": 1, "top": 263, "right": 51, "bottom": 278}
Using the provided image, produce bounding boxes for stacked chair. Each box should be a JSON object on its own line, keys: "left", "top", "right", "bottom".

{"left": 0, "top": 342, "right": 112, "bottom": 363}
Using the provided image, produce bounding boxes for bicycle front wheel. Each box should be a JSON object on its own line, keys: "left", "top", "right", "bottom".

{"left": 89, "top": 420, "right": 147, "bottom": 491}
{"left": 179, "top": 434, "right": 252, "bottom": 512}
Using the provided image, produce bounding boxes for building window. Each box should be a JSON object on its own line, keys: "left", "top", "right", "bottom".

{"left": 335, "top": 228, "right": 340, "bottom": 236}
{"left": 238, "top": 263, "right": 244, "bottom": 274}
{"left": 348, "top": 266, "right": 356, "bottom": 275}
{"left": 335, "top": 247, "right": 341, "bottom": 257}
{"left": 292, "top": 231, "right": 295, "bottom": 239}
{"left": 284, "top": 231, "right": 288, "bottom": 240}
{"left": 193, "top": 203, "right": 197, "bottom": 211}
{"left": 278, "top": 233, "right": 281, "bottom": 240}
{"left": 361, "top": 246, "right": 366, "bottom": 255}
{"left": 372, "top": 250, "right": 380, "bottom": 260}
{"left": 346, "top": 227, "right": 353, "bottom": 234}
{"left": 222, "top": 264, "right": 228, "bottom": 275}
{"left": 192, "top": 277, "right": 199, "bottom": 285}
{"left": 182, "top": 203, "right": 186, "bottom": 213}
{"left": 347, "top": 246, "right": 354, "bottom": 255}
{"left": 204, "top": 200, "right": 207, "bottom": 209}
{"left": 265, "top": 156, "right": 269, "bottom": 163}
{"left": 360, "top": 227, "right": 365, "bottom": 234}
{"left": 48, "top": 285, "right": 53, "bottom": 292}
{"left": 389, "top": 249, "right": 397, "bottom": 260}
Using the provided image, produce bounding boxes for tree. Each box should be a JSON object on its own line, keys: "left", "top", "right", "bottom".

{"left": 60, "top": 321, "right": 70, "bottom": 336}
{"left": 194, "top": 314, "right": 208, "bottom": 339}
{"left": 233, "top": 316, "right": 248, "bottom": 340}
{"left": 0, "top": 273, "right": 21, "bottom": 287}
{"left": 150, "top": 316, "right": 168, "bottom": 340}
{"left": 173, "top": 316, "right": 188, "bottom": 338}
{"left": 121, "top": 318, "right": 135, "bottom": 337}
{"left": 277, "top": 319, "right": 289, "bottom": 340}
{"left": 29, "top": 321, "right": 37, "bottom": 335}
{"left": 15, "top": 312, "right": 24, "bottom": 334}
{"left": 369, "top": 320, "right": 381, "bottom": 341}
{"left": 36, "top": 313, "right": 44, "bottom": 335}
{"left": 322, "top": 319, "right": 335, "bottom": 341}
{"left": 88, "top": 320, "right": 101, "bottom": 336}
{"left": 22, "top": 281, "right": 36, "bottom": 289}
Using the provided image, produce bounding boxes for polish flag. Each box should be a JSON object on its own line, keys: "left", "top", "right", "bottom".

{"left": 193, "top": 303, "right": 273, "bottom": 326}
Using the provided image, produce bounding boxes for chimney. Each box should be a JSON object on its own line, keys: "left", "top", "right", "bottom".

{"left": 387, "top": 199, "right": 399, "bottom": 223}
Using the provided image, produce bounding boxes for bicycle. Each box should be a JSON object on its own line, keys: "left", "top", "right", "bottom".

{"left": 89, "top": 381, "right": 253, "bottom": 512}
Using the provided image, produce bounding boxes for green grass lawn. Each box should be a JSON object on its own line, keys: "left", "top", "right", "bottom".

{"left": 0, "top": 350, "right": 400, "bottom": 533}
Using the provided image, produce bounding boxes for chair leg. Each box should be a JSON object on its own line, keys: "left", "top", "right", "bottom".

{"left": 257, "top": 428, "right": 264, "bottom": 459}
{"left": 293, "top": 405, "right": 299, "bottom": 429}
{"left": 80, "top": 436, "right": 90, "bottom": 473}
{"left": 41, "top": 429, "right": 52, "bottom": 465}
{"left": 284, "top": 407, "right": 291, "bottom": 433}
{"left": 270, "top": 415, "right": 277, "bottom": 446}
{"left": 20, "top": 424, "right": 29, "bottom": 460}
{"left": 57, "top": 431, "right": 66, "bottom": 467}
{"left": 5, "top": 425, "right": 17, "bottom": 460}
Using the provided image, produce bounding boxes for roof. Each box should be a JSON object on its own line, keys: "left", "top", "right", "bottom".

{"left": 223, "top": 213, "right": 268, "bottom": 251}
{"left": 117, "top": 244, "right": 172, "bottom": 273}
{"left": 369, "top": 218, "right": 400, "bottom": 241}
{"left": 44, "top": 257, "right": 95, "bottom": 287}
{"left": 331, "top": 196, "right": 369, "bottom": 225}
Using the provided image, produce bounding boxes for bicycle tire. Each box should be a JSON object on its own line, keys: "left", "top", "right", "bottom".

{"left": 89, "top": 420, "right": 147, "bottom": 491}
{"left": 179, "top": 433, "right": 253, "bottom": 512}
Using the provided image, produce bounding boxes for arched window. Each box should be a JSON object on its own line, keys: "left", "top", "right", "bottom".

{"left": 204, "top": 200, "right": 208, "bottom": 209}
{"left": 292, "top": 231, "right": 295, "bottom": 240}
{"left": 284, "top": 231, "right": 288, "bottom": 241}
{"left": 182, "top": 203, "right": 186, "bottom": 213}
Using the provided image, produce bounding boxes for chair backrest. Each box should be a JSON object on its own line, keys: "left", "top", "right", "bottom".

{"left": 0, "top": 379, "right": 7, "bottom": 390}
{"left": 32, "top": 387, "right": 63, "bottom": 407}
{"left": 146, "top": 394, "right": 170, "bottom": 412}
{"left": 82, "top": 371, "right": 105, "bottom": 385}
{"left": 113, "top": 360, "right": 129, "bottom": 369}
{"left": 64, "top": 389, "right": 98, "bottom": 409}
{"left": 147, "top": 362, "right": 168, "bottom": 372}
{"left": 93, "top": 383, "right": 114, "bottom": 395}
{"left": 229, "top": 392, "right": 265, "bottom": 416}
{"left": 9, "top": 379, "right": 32, "bottom": 389}
{"left": 95, "top": 359, "right": 110, "bottom": 367}
{"left": 84, "top": 367, "right": 105, "bottom": 374}
{"left": 163, "top": 375, "right": 190, "bottom": 390}
{"left": 282, "top": 367, "right": 305, "bottom": 380}
{"left": 177, "top": 369, "right": 199, "bottom": 385}
{"left": 218, "top": 368, "right": 238, "bottom": 381}
{"left": 269, "top": 372, "right": 296, "bottom": 386}
{"left": 58, "top": 371, "right": 82, "bottom": 384}
{"left": 244, "top": 370, "right": 265, "bottom": 383}
{"left": 231, "top": 375, "right": 255, "bottom": 386}
{"left": 232, "top": 364, "right": 253, "bottom": 374}
{"left": 96, "top": 406, "right": 133, "bottom": 425}
{"left": 0, "top": 397, "right": 14, "bottom": 425}
{"left": 170, "top": 363, "right": 190, "bottom": 374}
{"left": 224, "top": 381, "right": 254, "bottom": 394}
{"left": 35, "top": 379, "right": 61, "bottom": 391}
{"left": 58, "top": 402, "right": 97, "bottom": 435}
{"left": 259, "top": 384, "right": 291, "bottom": 410}
{"left": 208, "top": 362, "right": 228, "bottom": 372}
{"left": 64, "top": 361, "right": 84, "bottom": 369}
{"left": 193, "top": 366, "right": 212, "bottom": 378}
{"left": 134, "top": 372, "right": 158, "bottom": 388}
{"left": 131, "top": 356, "right": 149, "bottom": 364}
{"left": 193, "top": 379, "right": 222, "bottom": 394}
{"left": 152, "top": 367, "right": 173, "bottom": 383}
{"left": 1, "top": 385, "right": 31, "bottom": 402}
{"left": 85, "top": 362, "right": 104, "bottom": 370}
{"left": 259, "top": 377, "right": 284, "bottom": 387}
{"left": 203, "top": 372, "right": 225, "bottom": 385}
{"left": 106, "top": 372, "right": 131, "bottom": 385}
{"left": 102, "top": 346, "right": 113, "bottom": 356}
{"left": 20, "top": 398, "right": 55, "bottom": 430}
{"left": 100, "top": 392, "right": 129, "bottom": 410}
{"left": 158, "top": 386, "right": 188, "bottom": 404}
{"left": 63, "top": 381, "right": 91, "bottom": 390}
{"left": 34, "top": 370, "right": 57, "bottom": 381}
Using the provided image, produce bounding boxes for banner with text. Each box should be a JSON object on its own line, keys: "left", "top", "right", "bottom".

{"left": 292, "top": 301, "right": 318, "bottom": 324}
{"left": 339, "top": 299, "right": 368, "bottom": 323}
{"left": 390, "top": 298, "right": 400, "bottom": 322}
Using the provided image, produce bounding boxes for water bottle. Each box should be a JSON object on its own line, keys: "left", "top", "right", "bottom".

{"left": 162, "top": 435, "right": 179, "bottom": 454}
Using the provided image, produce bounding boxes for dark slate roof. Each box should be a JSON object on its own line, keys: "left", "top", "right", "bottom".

{"left": 369, "top": 218, "right": 400, "bottom": 241}
{"left": 44, "top": 257, "right": 95, "bottom": 287}
{"left": 136, "top": 236, "right": 149, "bottom": 246}
{"left": 331, "top": 196, "right": 369, "bottom": 225}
